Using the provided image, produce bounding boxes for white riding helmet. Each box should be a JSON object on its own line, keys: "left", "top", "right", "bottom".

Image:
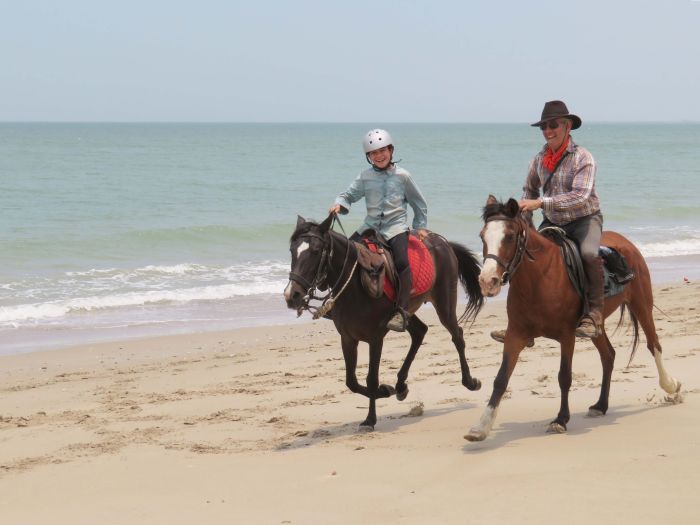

{"left": 362, "top": 129, "right": 394, "bottom": 154}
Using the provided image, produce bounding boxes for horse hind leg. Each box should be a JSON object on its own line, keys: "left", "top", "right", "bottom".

{"left": 395, "top": 314, "right": 429, "bottom": 401}
{"left": 432, "top": 290, "right": 480, "bottom": 391}
{"left": 629, "top": 295, "right": 681, "bottom": 396}
{"left": 648, "top": 337, "right": 682, "bottom": 397}
{"left": 588, "top": 330, "right": 615, "bottom": 417}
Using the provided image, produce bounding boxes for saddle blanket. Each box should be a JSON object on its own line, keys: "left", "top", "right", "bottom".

{"left": 366, "top": 234, "right": 434, "bottom": 301}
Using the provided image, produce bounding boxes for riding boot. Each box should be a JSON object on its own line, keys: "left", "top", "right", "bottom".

{"left": 489, "top": 329, "right": 535, "bottom": 347}
{"left": 575, "top": 256, "right": 605, "bottom": 338}
{"left": 387, "top": 268, "right": 412, "bottom": 332}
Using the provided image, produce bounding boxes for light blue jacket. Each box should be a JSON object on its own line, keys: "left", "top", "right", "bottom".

{"left": 335, "top": 165, "right": 428, "bottom": 240}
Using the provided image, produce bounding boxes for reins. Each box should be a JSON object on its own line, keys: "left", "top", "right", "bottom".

{"left": 483, "top": 213, "right": 536, "bottom": 284}
{"left": 289, "top": 215, "right": 358, "bottom": 319}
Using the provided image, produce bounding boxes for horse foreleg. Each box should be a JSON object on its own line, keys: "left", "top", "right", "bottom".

{"left": 341, "top": 335, "right": 372, "bottom": 426}
{"left": 341, "top": 336, "right": 396, "bottom": 430}
{"left": 549, "top": 335, "right": 575, "bottom": 433}
{"left": 588, "top": 331, "right": 615, "bottom": 417}
{"left": 465, "top": 335, "right": 526, "bottom": 442}
{"left": 395, "top": 315, "right": 428, "bottom": 401}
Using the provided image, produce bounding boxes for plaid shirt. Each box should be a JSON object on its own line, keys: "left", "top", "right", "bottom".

{"left": 522, "top": 138, "right": 600, "bottom": 225}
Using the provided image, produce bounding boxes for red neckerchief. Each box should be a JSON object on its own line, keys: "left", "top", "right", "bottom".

{"left": 542, "top": 136, "right": 570, "bottom": 173}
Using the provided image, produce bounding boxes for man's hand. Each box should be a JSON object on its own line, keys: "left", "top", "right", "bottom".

{"left": 518, "top": 198, "right": 542, "bottom": 212}
{"left": 328, "top": 204, "right": 341, "bottom": 214}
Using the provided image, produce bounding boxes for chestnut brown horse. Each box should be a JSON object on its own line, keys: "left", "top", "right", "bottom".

{"left": 465, "top": 196, "right": 681, "bottom": 442}
{"left": 284, "top": 214, "right": 484, "bottom": 430}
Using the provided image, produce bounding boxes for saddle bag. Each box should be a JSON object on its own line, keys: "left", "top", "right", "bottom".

{"left": 599, "top": 246, "right": 635, "bottom": 285}
{"left": 354, "top": 241, "right": 387, "bottom": 299}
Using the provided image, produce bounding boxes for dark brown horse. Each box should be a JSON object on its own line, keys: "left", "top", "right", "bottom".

{"left": 284, "top": 214, "right": 484, "bottom": 430}
{"left": 465, "top": 196, "right": 681, "bottom": 442}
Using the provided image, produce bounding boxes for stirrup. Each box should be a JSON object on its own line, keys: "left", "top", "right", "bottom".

{"left": 387, "top": 310, "right": 407, "bottom": 332}
{"left": 575, "top": 317, "right": 600, "bottom": 339}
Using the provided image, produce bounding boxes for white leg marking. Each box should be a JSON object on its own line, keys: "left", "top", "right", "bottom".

{"left": 465, "top": 405, "right": 499, "bottom": 442}
{"left": 654, "top": 350, "right": 680, "bottom": 395}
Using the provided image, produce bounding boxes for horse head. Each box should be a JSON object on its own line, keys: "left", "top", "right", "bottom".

{"left": 478, "top": 195, "right": 527, "bottom": 297}
{"left": 284, "top": 214, "right": 335, "bottom": 313}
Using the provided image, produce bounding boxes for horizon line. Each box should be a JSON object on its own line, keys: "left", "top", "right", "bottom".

{"left": 1, "top": 119, "right": 699, "bottom": 125}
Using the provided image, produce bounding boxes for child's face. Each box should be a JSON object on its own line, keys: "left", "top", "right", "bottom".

{"left": 367, "top": 146, "right": 392, "bottom": 169}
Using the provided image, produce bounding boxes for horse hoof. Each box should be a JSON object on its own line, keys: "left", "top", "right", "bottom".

{"left": 587, "top": 408, "right": 605, "bottom": 418}
{"left": 546, "top": 422, "right": 567, "bottom": 434}
{"left": 464, "top": 428, "right": 486, "bottom": 442}
{"left": 396, "top": 386, "right": 409, "bottom": 401}
{"left": 380, "top": 384, "right": 396, "bottom": 397}
{"left": 358, "top": 423, "right": 375, "bottom": 433}
{"left": 464, "top": 378, "right": 481, "bottom": 391}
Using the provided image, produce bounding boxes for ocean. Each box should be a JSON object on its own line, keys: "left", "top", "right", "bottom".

{"left": 1, "top": 122, "right": 699, "bottom": 354}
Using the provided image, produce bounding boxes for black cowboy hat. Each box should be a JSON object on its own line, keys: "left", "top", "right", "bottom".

{"left": 531, "top": 100, "right": 582, "bottom": 130}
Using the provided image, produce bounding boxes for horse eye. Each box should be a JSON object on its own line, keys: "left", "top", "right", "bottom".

{"left": 504, "top": 233, "right": 515, "bottom": 243}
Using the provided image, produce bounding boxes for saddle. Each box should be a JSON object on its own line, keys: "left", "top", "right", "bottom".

{"left": 540, "top": 227, "right": 635, "bottom": 299}
{"left": 354, "top": 231, "right": 435, "bottom": 300}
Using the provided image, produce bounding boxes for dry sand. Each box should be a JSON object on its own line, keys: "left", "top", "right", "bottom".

{"left": 1, "top": 281, "right": 699, "bottom": 524}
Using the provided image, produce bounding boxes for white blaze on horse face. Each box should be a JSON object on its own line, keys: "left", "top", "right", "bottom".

{"left": 480, "top": 221, "right": 507, "bottom": 294}
{"left": 296, "top": 241, "right": 310, "bottom": 258}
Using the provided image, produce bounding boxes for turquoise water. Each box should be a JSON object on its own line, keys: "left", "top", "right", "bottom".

{"left": 1, "top": 123, "right": 699, "bottom": 353}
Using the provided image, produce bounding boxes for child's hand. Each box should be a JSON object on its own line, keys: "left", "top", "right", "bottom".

{"left": 416, "top": 229, "right": 429, "bottom": 241}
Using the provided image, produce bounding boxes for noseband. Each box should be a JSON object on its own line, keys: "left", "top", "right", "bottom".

{"left": 483, "top": 214, "right": 534, "bottom": 284}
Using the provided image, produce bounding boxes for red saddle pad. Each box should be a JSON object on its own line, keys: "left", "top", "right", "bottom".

{"left": 365, "top": 235, "right": 434, "bottom": 301}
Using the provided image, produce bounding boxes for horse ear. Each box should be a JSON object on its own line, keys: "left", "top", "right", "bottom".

{"left": 296, "top": 215, "right": 306, "bottom": 229}
{"left": 506, "top": 198, "right": 520, "bottom": 217}
{"left": 319, "top": 213, "right": 334, "bottom": 232}
{"left": 486, "top": 194, "right": 498, "bottom": 206}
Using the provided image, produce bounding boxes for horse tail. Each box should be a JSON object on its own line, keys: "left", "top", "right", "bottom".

{"left": 614, "top": 303, "right": 641, "bottom": 366}
{"left": 449, "top": 241, "right": 485, "bottom": 323}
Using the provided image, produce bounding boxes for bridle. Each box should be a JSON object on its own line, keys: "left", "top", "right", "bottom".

{"left": 482, "top": 214, "right": 535, "bottom": 284}
{"left": 288, "top": 218, "right": 357, "bottom": 319}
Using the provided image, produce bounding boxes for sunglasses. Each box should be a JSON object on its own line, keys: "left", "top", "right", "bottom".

{"left": 539, "top": 120, "right": 567, "bottom": 131}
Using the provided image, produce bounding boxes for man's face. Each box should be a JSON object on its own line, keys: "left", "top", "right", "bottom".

{"left": 540, "top": 118, "right": 571, "bottom": 150}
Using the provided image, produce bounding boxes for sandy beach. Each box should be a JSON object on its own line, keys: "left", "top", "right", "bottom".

{"left": 1, "top": 280, "right": 698, "bottom": 524}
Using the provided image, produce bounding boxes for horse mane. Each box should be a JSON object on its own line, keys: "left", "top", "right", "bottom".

{"left": 290, "top": 220, "right": 320, "bottom": 242}
{"left": 482, "top": 197, "right": 519, "bottom": 222}
{"left": 290, "top": 218, "right": 348, "bottom": 244}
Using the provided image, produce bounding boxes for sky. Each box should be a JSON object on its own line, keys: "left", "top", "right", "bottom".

{"left": 1, "top": 0, "right": 699, "bottom": 122}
